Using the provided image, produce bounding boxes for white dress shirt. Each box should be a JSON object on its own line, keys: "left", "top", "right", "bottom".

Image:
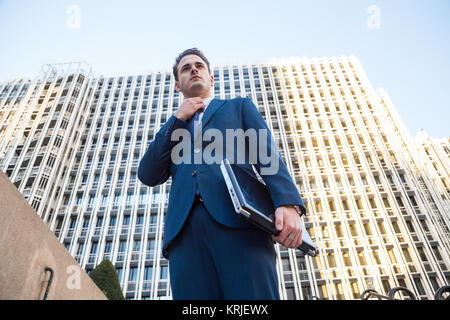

{"left": 198, "top": 96, "right": 214, "bottom": 121}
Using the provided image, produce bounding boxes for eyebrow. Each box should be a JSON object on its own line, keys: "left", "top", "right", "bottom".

{"left": 180, "top": 61, "right": 205, "bottom": 70}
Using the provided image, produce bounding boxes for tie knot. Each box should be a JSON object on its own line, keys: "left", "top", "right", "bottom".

{"left": 193, "top": 110, "right": 200, "bottom": 120}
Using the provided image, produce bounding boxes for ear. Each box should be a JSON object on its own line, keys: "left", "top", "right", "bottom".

{"left": 210, "top": 75, "right": 214, "bottom": 87}
{"left": 175, "top": 81, "right": 181, "bottom": 93}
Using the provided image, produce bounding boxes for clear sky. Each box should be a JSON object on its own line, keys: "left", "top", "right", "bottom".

{"left": 0, "top": 0, "right": 448, "bottom": 138}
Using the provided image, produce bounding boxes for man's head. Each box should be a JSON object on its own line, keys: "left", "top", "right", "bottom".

{"left": 173, "top": 48, "right": 214, "bottom": 99}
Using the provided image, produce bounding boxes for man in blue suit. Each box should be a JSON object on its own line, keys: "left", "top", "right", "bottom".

{"left": 138, "top": 48, "right": 306, "bottom": 299}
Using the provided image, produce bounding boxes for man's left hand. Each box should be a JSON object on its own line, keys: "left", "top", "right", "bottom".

{"left": 271, "top": 206, "right": 303, "bottom": 248}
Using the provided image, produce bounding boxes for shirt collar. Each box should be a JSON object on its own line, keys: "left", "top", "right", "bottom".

{"left": 202, "top": 96, "right": 214, "bottom": 110}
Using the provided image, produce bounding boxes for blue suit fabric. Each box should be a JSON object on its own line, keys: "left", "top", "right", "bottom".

{"left": 138, "top": 97, "right": 306, "bottom": 299}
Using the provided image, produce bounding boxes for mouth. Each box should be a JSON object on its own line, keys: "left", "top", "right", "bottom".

{"left": 191, "top": 75, "right": 201, "bottom": 80}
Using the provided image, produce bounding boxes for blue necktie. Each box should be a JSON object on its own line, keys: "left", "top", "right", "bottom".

{"left": 188, "top": 110, "right": 201, "bottom": 196}
{"left": 188, "top": 110, "right": 201, "bottom": 137}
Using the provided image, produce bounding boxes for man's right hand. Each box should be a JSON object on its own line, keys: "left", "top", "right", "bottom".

{"left": 174, "top": 97, "right": 205, "bottom": 121}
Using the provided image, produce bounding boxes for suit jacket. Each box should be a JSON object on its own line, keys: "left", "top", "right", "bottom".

{"left": 138, "top": 97, "right": 306, "bottom": 259}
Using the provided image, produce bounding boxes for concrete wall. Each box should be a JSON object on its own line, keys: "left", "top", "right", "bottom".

{"left": 0, "top": 171, "right": 107, "bottom": 300}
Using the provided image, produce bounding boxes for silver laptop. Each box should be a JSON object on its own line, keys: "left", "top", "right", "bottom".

{"left": 220, "top": 158, "right": 316, "bottom": 256}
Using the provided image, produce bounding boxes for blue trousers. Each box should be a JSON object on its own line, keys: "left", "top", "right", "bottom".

{"left": 167, "top": 195, "right": 280, "bottom": 300}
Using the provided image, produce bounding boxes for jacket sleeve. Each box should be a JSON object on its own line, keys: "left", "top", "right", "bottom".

{"left": 138, "top": 115, "right": 188, "bottom": 187}
{"left": 241, "top": 97, "right": 307, "bottom": 215}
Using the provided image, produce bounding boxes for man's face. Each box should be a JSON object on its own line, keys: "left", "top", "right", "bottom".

{"left": 175, "top": 54, "right": 214, "bottom": 98}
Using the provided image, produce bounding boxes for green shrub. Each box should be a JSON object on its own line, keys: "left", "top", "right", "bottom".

{"left": 89, "top": 259, "right": 125, "bottom": 300}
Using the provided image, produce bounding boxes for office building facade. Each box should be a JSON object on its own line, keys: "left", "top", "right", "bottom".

{"left": 0, "top": 56, "right": 448, "bottom": 299}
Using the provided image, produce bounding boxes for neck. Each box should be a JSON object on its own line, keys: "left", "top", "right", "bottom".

{"left": 183, "top": 90, "right": 211, "bottom": 99}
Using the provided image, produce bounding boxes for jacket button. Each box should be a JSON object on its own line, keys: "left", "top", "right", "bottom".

{"left": 192, "top": 170, "right": 197, "bottom": 177}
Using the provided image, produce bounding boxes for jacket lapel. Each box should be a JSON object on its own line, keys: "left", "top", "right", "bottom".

{"left": 193, "top": 98, "right": 226, "bottom": 141}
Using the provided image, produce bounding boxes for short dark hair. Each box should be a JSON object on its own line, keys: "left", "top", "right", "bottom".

{"left": 172, "top": 48, "right": 211, "bottom": 81}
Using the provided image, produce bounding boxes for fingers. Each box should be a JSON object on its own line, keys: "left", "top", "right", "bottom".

{"left": 272, "top": 209, "right": 289, "bottom": 245}
{"left": 188, "top": 97, "right": 205, "bottom": 112}
{"left": 272, "top": 210, "right": 286, "bottom": 242}
{"left": 180, "top": 99, "right": 205, "bottom": 119}
{"left": 275, "top": 210, "right": 284, "bottom": 232}
{"left": 176, "top": 98, "right": 205, "bottom": 120}
{"left": 292, "top": 225, "right": 303, "bottom": 248}
{"left": 284, "top": 225, "right": 302, "bottom": 249}
{"left": 288, "top": 217, "right": 303, "bottom": 249}
{"left": 195, "top": 103, "right": 205, "bottom": 112}
{"left": 272, "top": 207, "right": 302, "bottom": 249}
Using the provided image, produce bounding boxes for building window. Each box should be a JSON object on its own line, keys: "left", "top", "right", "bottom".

{"left": 128, "top": 267, "right": 137, "bottom": 282}
{"left": 160, "top": 266, "right": 168, "bottom": 279}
